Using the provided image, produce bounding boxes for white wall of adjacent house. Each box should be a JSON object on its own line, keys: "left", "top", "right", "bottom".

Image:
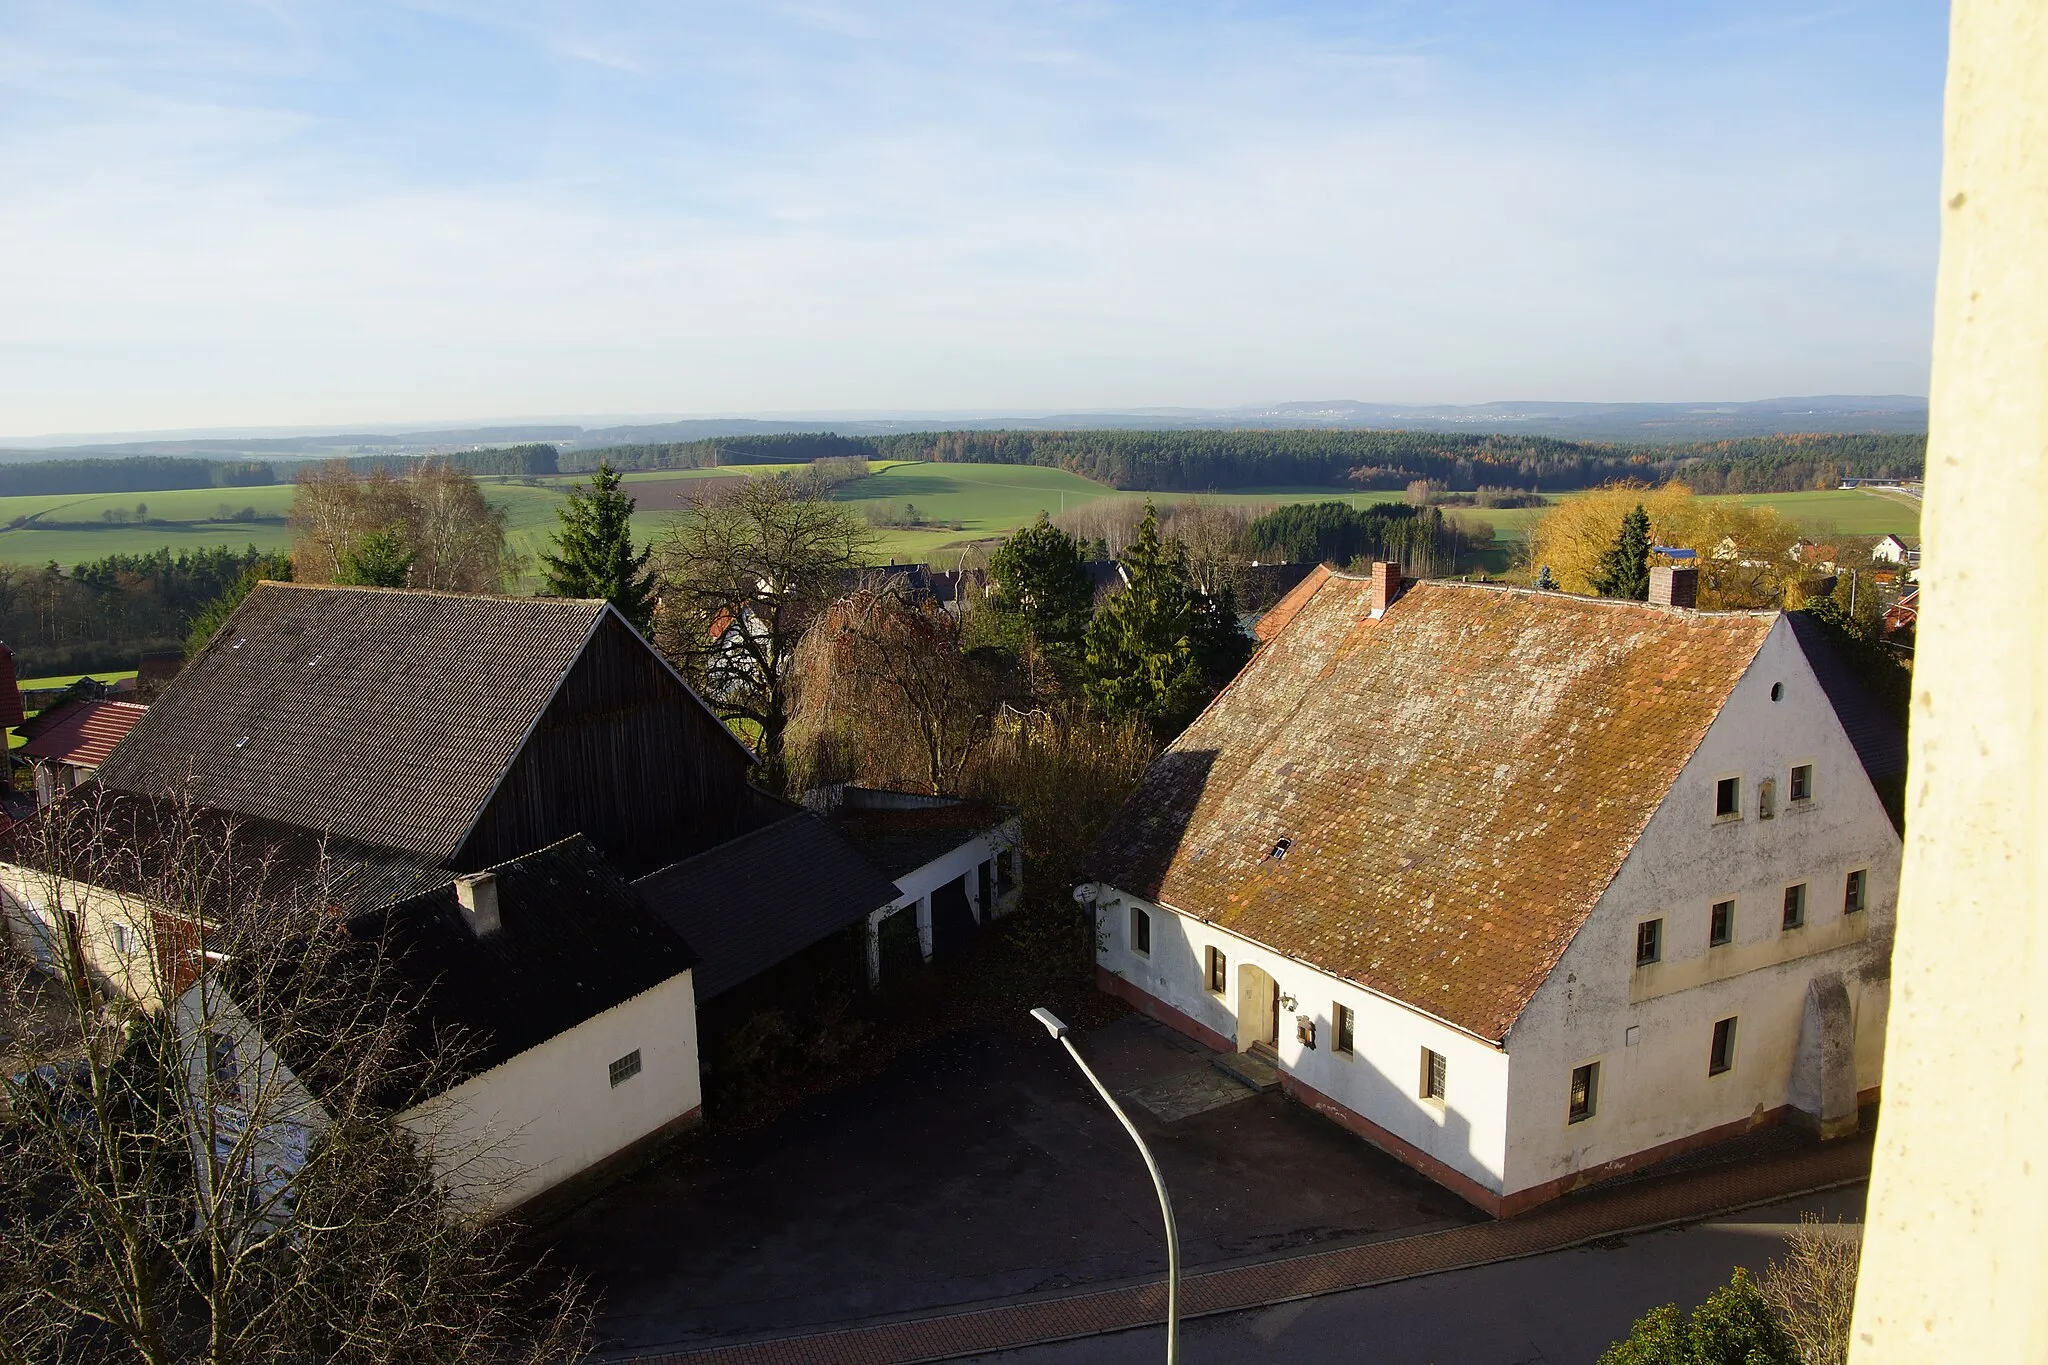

{"left": 1096, "top": 892, "right": 1512, "bottom": 1197}
{"left": 0, "top": 866, "right": 178, "bottom": 1010}
{"left": 1501, "top": 614, "right": 1901, "bottom": 1199}
{"left": 399, "top": 967, "right": 702, "bottom": 1214}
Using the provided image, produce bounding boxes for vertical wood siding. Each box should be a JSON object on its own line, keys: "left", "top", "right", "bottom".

{"left": 457, "top": 619, "right": 752, "bottom": 875}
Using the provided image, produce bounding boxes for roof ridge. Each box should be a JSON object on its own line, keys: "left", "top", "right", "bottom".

{"left": 1407, "top": 577, "right": 1780, "bottom": 617}
{"left": 257, "top": 580, "right": 609, "bottom": 608}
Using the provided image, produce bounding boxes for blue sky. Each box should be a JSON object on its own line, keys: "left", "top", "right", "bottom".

{"left": 0, "top": 2, "right": 1949, "bottom": 435}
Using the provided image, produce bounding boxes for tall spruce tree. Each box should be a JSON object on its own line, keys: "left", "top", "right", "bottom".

{"left": 1083, "top": 505, "right": 1211, "bottom": 738}
{"left": 987, "top": 513, "right": 1096, "bottom": 670}
{"left": 1591, "top": 503, "right": 1653, "bottom": 600}
{"left": 335, "top": 526, "right": 414, "bottom": 588}
{"left": 542, "top": 463, "right": 655, "bottom": 633}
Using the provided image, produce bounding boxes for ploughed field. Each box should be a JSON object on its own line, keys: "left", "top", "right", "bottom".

{"left": 0, "top": 464, "right": 1923, "bottom": 574}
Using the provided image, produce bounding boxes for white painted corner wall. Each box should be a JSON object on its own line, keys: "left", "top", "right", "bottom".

{"left": 1097, "top": 892, "right": 1511, "bottom": 1196}
{"left": 1506, "top": 615, "right": 1900, "bottom": 1195}
{"left": 401, "top": 967, "right": 702, "bottom": 1213}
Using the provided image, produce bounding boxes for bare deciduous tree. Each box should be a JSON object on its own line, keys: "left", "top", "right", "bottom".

{"left": 290, "top": 461, "right": 514, "bottom": 594}
{"left": 1760, "top": 1213, "right": 1860, "bottom": 1365}
{"left": 790, "top": 575, "right": 1009, "bottom": 794}
{"left": 653, "top": 474, "right": 874, "bottom": 775}
{"left": 0, "top": 791, "right": 587, "bottom": 1364}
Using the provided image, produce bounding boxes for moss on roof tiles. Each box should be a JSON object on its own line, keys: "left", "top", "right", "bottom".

{"left": 1088, "top": 578, "right": 1775, "bottom": 1042}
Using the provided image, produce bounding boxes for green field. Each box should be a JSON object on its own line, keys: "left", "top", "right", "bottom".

{"left": 0, "top": 464, "right": 1922, "bottom": 574}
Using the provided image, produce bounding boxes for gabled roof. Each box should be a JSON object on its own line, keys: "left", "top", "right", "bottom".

{"left": 1252, "top": 564, "right": 1334, "bottom": 642}
{"left": 635, "top": 813, "right": 902, "bottom": 1001}
{"left": 17, "top": 699, "right": 149, "bottom": 768}
{"left": 96, "top": 584, "right": 633, "bottom": 862}
{"left": 295, "top": 836, "right": 698, "bottom": 1109}
{"left": 1087, "top": 577, "right": 1777, "bottom": 1042}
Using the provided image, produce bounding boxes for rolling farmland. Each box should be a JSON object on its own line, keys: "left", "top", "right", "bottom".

{"left": 0, "top": 463, "right": 1923, "bottom": 574}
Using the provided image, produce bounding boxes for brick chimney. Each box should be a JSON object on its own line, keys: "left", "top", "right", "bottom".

{"left": 1650, "top": 565, "right": 1699, "bottom": 609}
{"left": 1369, "top": 561, "right": 1403, "bottom": 618}
{"left": 455, "top": 872, "right": 501, "bottom": 937}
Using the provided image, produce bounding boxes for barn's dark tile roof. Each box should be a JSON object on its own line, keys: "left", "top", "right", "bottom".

{"left": 635, "top": 813, "right": 901, "bottom": 1001}
{"left": 289, "top": 835, "right": 698, "bottom": 1108}
{"left": 1086, "top": 577, "right": 1777, "bottom": 1042}
{"left": 95, "top": 584, "right": 612, "bottom": 862}
{"left": 0, "top": 785, "right": 453, "bottom": 918}
{"left": 829, "top": 800, "right": 1008, "bottom": 881}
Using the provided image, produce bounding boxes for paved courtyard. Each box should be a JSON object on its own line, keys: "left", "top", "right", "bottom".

{"left": 541, "top": 1015, "right": 1480, "bottom": 1354}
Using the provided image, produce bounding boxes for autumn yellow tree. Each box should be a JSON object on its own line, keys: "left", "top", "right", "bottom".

{"left": 1524, "top": 482, "right": 1809, "bottom": 609}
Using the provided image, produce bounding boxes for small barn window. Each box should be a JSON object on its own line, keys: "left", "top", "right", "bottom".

{"left": 608, "top": 1050, "right": 642, "bottom": 1088}
{"left": 1206, "top": 946, "right": 1227, "bottom": 994}
{"left": 1710, "top": 899, "right": 1735, "bottom": 947}
{"left": 1420, "top": 1048, "right": 1447, "bottom": 1103}
{"left": 1130, "top": 906, "right": 1151, "bottom": 956}
{"left": 1709, "top": 1018, "right": 1738, "bottom": 1075}
{"left": 1844, "top": 869, "right": 1868, "bottom": 914}
{"left": 1789, "top": 764, "right": 1814, "bottom": 802}
{"left": 1634, "top": 918, "right": 1663, "bottom": 967}
{"left": 1715, "top": 777, "right": 1742, "bottom": 819}
{"left": 1568, "top": 1062, "right": 1599, "bottom": 1123}
{"left": 1334, "top": 1004, "right": 1355, "bottom": 1056}
{"left": 1782, "top": 883, "right": 1807, "bottom": 930}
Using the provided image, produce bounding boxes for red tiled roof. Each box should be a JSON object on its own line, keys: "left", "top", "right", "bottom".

{"left": 1087, "top": 577, "right": 1777, "bottom": 1042}
{"left": 1252, "top": 563, "right": 1334, "bottom": 642}
{"left": 18, "top": 699, "right": 149, "bottom": 769}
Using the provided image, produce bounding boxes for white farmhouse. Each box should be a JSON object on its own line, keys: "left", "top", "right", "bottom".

{"left": 174, "top": 835, "right": 703, "bottom": 1217}
{"left": 1085, "top": 563, "right": 1902, "bottom": 1216}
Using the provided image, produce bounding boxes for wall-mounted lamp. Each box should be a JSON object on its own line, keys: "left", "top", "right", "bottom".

{"left": 1278, "top": 993, "right": 1298, "bottom": 1012}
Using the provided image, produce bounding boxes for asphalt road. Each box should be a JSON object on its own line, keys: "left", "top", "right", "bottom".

{"left": 546, "top": 1017, "right": 1478, "bottom": 1352}
{"left": 954, "top": 1186, "right": 1866, "bottom": 1365}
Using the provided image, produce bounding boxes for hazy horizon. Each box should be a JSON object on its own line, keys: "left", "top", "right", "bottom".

{"left": 2, "top": 3, "right": 1948, "bottom": 433}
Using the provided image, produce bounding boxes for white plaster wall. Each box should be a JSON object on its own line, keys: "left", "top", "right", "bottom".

{"left": 1098, "top": 889, "right": 1511, "bottom": 1196}
{"left": 401, "top": 967, "right": 702, "bottom": 1213}
{"left": 1504, "top": 614, "right": 1901, "bottom": 1197}
{"left": 170, "top": 982, "right": 332, "bottom": 1213}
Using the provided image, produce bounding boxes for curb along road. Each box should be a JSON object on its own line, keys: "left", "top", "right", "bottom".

{"left": 606, "top": 1134, "right": 1872, "bottom": 1365}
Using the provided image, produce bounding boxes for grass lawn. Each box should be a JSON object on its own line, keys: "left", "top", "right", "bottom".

{"left": 18, "top": 669, "right": 138, "bottom": 690}
{"left": 0, "top": 467, "right": 1922, "bottom": 578}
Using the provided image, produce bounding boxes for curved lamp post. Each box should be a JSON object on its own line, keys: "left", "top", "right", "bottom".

{"left": 1031, "top": 1006, "right": 1180, "bottom": 1363}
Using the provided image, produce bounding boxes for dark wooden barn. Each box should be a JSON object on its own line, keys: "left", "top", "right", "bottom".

{"left": 95, "top": 583, "right": 755, "bottom": 877}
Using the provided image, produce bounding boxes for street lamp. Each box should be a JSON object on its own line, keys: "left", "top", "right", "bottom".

{"left": 1030, "top": 1006, "right": 1181, "bottom": 1363}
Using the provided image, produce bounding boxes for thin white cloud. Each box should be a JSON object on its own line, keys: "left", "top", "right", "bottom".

{"left": 0, "top": 0, "right": 1940, "bottom": 431}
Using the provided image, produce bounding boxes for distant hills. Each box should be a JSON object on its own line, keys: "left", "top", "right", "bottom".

{"left": 0, "top": 395, "right": 1927, "bottom": 462}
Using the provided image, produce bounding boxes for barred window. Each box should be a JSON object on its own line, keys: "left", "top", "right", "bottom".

{"left": 608, "top": 1050, "right": 642, "bottom": 1088}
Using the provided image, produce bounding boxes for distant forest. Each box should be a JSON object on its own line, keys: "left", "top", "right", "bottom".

{"left": 0, "top": 445, "right": 560, "bottom": 499}
{"left": 0, "top": 545, "right": 280, "bottom": 677}
{"left": 566, "top": 429, "right": 1925, "bottom": 494}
